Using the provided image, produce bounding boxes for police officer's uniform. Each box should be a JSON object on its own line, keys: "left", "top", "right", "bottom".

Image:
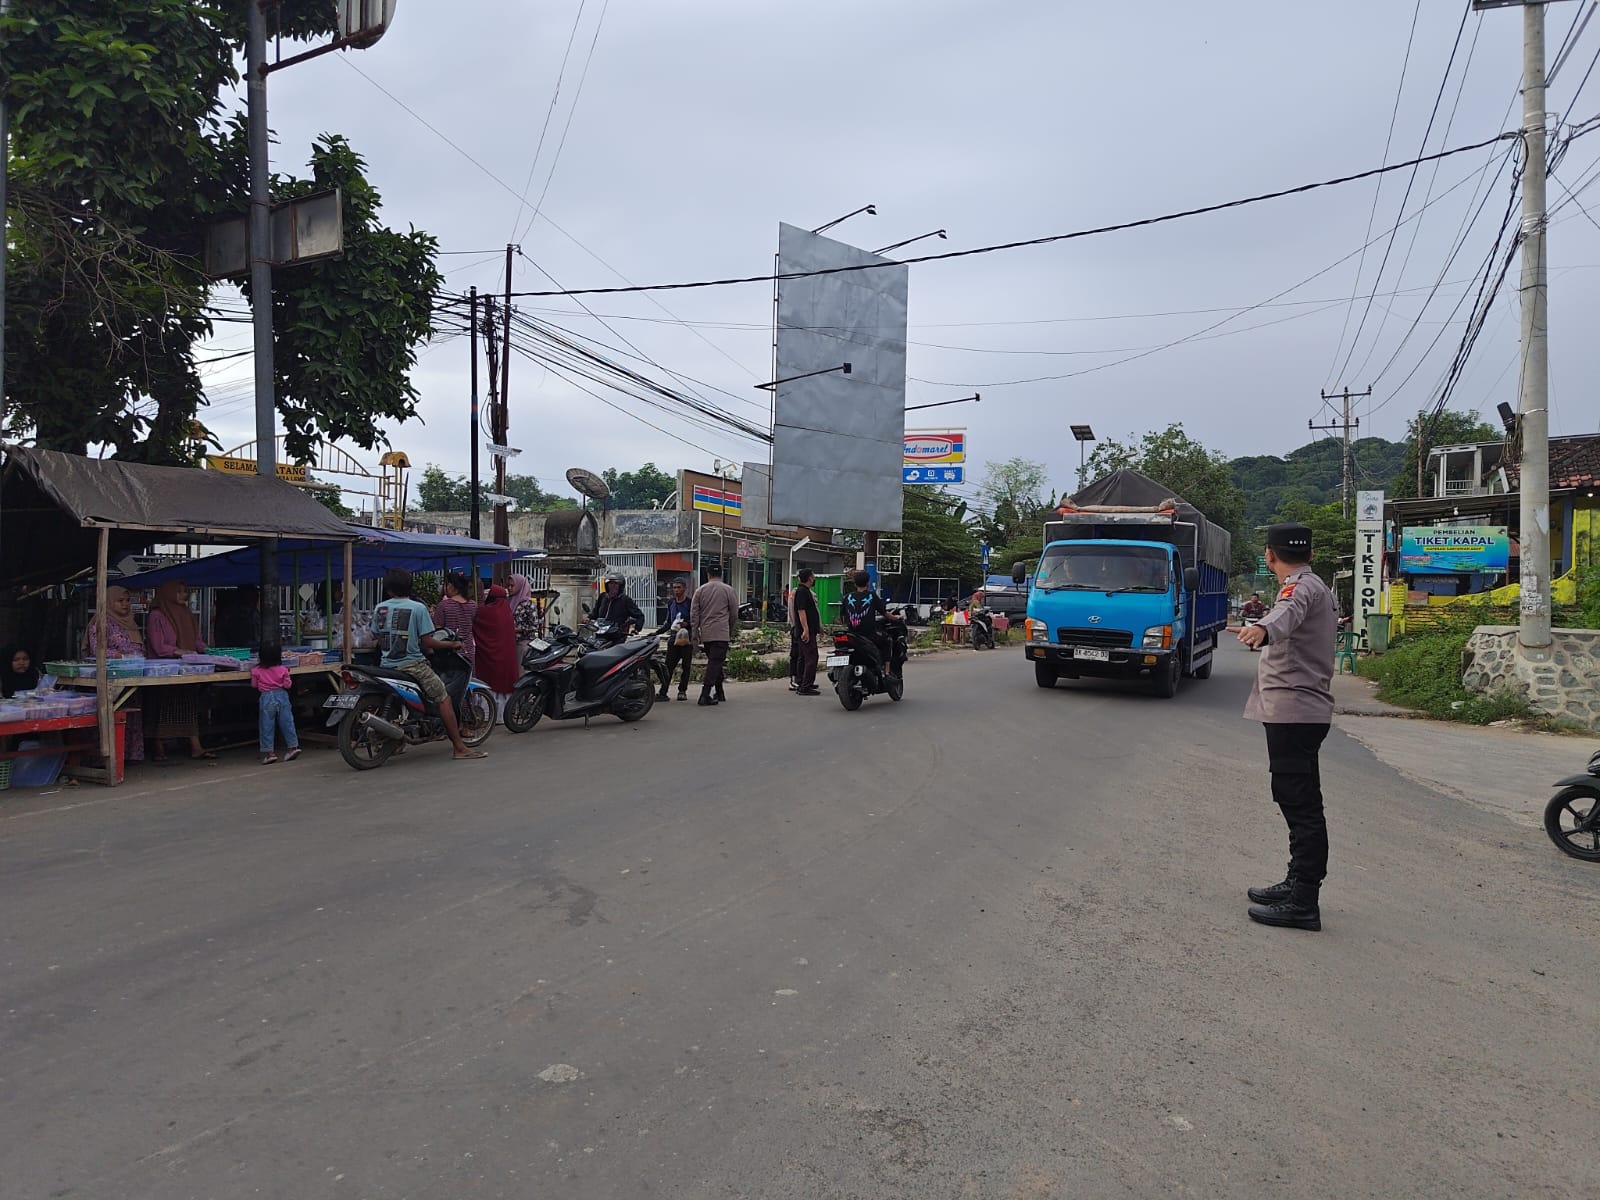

{"left": 1244, "top": 523, "right": 1337, "bottom": 930}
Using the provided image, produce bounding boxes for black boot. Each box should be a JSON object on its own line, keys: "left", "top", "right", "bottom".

{"left": 656, "top": 689, "right": 670, "bottom": 701}
{"left": 1247, "top": 877, "right": 1294, "bottom": 905}
{"left": 697, "top": 691, "right": 718, "bottom": 706}
{"left": 1248, "top": 880, "right": 1321, "bottom": 931}
{"left": 714, "top": 686, "right": 726, "bottom": 703}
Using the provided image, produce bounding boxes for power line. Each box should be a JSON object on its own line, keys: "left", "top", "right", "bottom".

{"left": 503, "top": 132, "right": 1521, "bottom": 298}
{"left": 505, "top": 0, "right": 589, "bottom": 246}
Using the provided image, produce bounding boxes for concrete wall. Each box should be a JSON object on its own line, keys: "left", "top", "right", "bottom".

{"left": 1462, "top": 626, "right": 1600, "bottom": 732}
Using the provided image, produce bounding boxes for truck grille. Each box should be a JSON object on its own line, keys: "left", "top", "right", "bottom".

{"left": 1057, "top": 627, "right": 1132, "bottom": 648}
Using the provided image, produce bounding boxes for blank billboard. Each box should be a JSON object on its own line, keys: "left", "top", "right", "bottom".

{"left": 769, "top": 223, "right": 907, "bottom": 532}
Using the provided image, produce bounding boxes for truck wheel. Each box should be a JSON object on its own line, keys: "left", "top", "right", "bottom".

{"left": 1193, "top": 656, "right": 1213, "bottom": 680}
{"left": 1034, "top": 662, "right": 1058, "bottom": 689}
{"left": 1152, "top": 653, "right": 1180, "bottom": 698}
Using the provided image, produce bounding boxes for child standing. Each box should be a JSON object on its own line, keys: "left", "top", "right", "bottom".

{"left": 252, "top": 644, "right": 301, "bottom": 764}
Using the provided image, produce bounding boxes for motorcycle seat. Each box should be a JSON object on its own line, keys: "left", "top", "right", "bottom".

{"left": 576, "top": 641, "right": 640, "bottom": 679}
{"left": 358, "top": 664, "right": 424, "bottom": 683}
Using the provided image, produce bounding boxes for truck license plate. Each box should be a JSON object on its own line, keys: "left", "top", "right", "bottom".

{"left": 825, "top": 655, "right": 850, "bottom": 668}
{"left": 323, "top": 692, "right": 360, "bottom": 709}
{"left": 1073, "top": 648, "right": 1110, "bottom": 662}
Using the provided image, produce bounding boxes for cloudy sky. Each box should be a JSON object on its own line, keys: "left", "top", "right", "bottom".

{"left": 199, "top": 0, "right": 1600, "bottom": 512}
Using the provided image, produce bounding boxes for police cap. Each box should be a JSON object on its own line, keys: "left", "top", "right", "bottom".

{"left": 1265, "top": 522, "right": 1313, "bottom": 554}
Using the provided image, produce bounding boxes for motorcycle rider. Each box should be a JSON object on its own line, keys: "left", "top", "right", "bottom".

{"left": 841, "top": 569, "right": 902, "bottom": 675}
{"left": 370, "top": 567, "right": 486, "bottom": 760}
{"left": 1241, "top": 592, "right": 1267, "bottom": 622}
{"left": 593, "top": 573, "right": 645, "bottom": 634}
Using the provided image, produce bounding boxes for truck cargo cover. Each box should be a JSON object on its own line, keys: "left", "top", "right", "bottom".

{"left": 1064, "top": 469, "right": 1232, "bottom": 570}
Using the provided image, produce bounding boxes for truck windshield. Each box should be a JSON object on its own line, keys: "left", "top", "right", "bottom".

{"left": 1035, "top": 545, "right": 1170, "bottom": 593}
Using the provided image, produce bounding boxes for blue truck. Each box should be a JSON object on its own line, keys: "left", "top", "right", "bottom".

{"left": 1011, "top": 469, "right": 1231, "bottom": 698}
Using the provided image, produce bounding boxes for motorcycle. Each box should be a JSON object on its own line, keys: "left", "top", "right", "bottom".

{"left": 1544, "top": 748, "right": 1600, "bottom": 862}
{"left": 968, "top": 604, "right": 995, "bottom": 651}
{"left": 585, "top": 618, "right": 671, "bottom": 694}
{"left": 325, "top": 633, "right": 495, "bottom": 771}
{"left": 826, "top": 605, "right": 908, "bottom": 711}
{"left": 503, "top": 625, "right": 659, "bottom": 732}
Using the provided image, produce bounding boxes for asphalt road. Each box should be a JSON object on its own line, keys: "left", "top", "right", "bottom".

{"left": 3, "top": 641, "right": 1596, "bottom": 1199}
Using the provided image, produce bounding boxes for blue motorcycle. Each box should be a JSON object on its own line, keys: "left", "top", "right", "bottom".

{"left": 325, "top": 633, "right": 494, "bottom": 770}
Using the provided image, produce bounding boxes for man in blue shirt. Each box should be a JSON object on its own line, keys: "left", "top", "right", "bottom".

{"left": 370, "top": 568, "right": 485, "bottom": 760}
{"left": 658, "top": 577, "right": 693, "bottom": 701}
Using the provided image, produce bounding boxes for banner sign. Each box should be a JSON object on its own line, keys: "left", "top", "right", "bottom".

{"left": 903, "top": 465, "right": 964, "bottom": 484}
{"left": 691, "top": 485, "right": 742, "bottom": 516}
{"left": 903, "top": 431, "right": 966, "bottom": 465}
{"left": 205, "top": 455, "right": 308, "bottom": 484}
{"left": 1355, "top": 490, "right": 1384, "bottom": 647}
{"left": 1399, "top": 525, "right": 1510, "bottom": 574}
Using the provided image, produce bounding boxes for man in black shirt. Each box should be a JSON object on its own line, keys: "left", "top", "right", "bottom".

{"left": 792, "top": 569, "right": 822, "bottom": 696}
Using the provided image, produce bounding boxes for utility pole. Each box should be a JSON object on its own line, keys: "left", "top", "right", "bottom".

{"left": 468, "top": 286, "right": 480, "bottom": 540}
{"left": 495, "top": 245, "right": 515, "bottom": 565}
{"left": 246, "top": 0, "right": 280, "bottom": 644}
{"left": 1311, "top": 387, "right": 1369, "bottom": 518}
{"left": 1515, "top": 0, "right": 1553, "bottom": 659}
{"left": 483, "top": 296, "right": 500, "bottom": 531}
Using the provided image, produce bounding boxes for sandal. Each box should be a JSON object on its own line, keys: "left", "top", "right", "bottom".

{"left": 453, "top": 749, "right": 489, "bottom": 760}
{"left": 191, "top": 751, "right": 218, "bottom": 761}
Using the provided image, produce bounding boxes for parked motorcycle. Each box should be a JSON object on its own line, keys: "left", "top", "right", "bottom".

{"left": 1545, "top": 748, "right": 1600, "bottom": 862}
{"left": 968, "top": 604, "right": 995, "bottom": 651}
{"left": 326, "top": 633, "right": 495, "bottom": 770}
{"left": 826, "top": 606, "right": 908, "bottom": 710}
{"left": 585, "top": 618, "right": 671, "bottom": 693}
{"left": 503, "top": 626, "right": 659, "bottom": 732}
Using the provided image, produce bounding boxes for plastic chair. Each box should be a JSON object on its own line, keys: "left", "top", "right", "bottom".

{"left": 1334, "top": 628, "right": 1359, "bottom": 675}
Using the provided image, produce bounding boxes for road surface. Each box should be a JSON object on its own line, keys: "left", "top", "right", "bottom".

{"left": 3, "top": 641, "right": 1596, "bottom": 1199}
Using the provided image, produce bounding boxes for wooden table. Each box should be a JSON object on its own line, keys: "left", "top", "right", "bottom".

{"left": 59, "top": 662, "right": 344, "bottom": 711}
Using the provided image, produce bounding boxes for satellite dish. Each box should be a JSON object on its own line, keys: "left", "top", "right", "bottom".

{"left": 566, "top": 467, "right": 611, "bottom": 504}
{"left": 339, "top": 0, "right": 397, "bottom": 48}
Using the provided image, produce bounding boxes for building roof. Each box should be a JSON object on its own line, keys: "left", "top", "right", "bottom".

{"left": 1503, "top": 433, "right": 1600, "bottom": 491}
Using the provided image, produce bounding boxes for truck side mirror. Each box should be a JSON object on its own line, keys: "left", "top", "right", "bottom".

{"left": 1011, "top": 561, "right": 1028, "bottom": 585}
{"left": 1183, "top": 567, "right": 1199, "bottom": 592}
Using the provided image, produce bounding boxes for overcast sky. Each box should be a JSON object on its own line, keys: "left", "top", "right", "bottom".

{"left": 199, "top": 0, "right": 1600, "bottom": 512}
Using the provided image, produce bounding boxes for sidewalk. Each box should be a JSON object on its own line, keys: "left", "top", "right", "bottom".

{"left": 1330, "top": 668, "right": 1414, "bottom": 718}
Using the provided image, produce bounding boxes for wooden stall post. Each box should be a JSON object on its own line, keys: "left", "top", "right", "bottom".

{"left": 342, "top": 540, "right": 354, "bottom": 663}
{"left": 95, "top": 526, "right": 113, "bottom": 761}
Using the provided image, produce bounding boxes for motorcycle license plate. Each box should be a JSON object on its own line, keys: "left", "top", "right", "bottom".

{"left": 323, "top": 692, "right": 361, "bottom": 709}
{"left": 1073, "top": 648, "right": 1111, "bottom": 662}
{"left": 825, "top": 655, "right": 850, "bottom": 668}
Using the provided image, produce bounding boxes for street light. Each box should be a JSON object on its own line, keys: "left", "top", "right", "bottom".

{"left": 1071, "top": 423, "right": 1096, "bottom": 491}
{"left": 874, "top": 230, "right": 947, "bottom": 256}
{"left": 811, "top": 204, "right": 877, "bottom": 235}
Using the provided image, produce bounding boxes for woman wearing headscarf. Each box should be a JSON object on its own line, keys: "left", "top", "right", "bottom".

{"left": 2, "top": 645, "right": 40, "bottom": 697}
{"left": 472, "top": 584, "right": 519, "bottom": 717}
{"left": 507, "top": 574, "right": 538, "bottom": 645}
{"left": 80, "top": 585, "right": 147, "bottom": 763}
{"left": 145, "top": 580, "right": 213, "bottom": 760}
{"left": 433, "top": 570, "right": 478, "bottom": 667}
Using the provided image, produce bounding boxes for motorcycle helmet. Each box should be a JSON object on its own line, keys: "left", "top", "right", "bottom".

{"left": 603, "top": 572, "right": 625, "bottom": 592}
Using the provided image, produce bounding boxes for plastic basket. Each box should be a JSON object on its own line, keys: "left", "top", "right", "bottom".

{"left": 0, "top": 760, "right": 12, "bottom": 790}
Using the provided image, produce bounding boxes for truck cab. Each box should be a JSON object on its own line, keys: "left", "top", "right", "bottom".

{"left": 1015, "top": 539, "right": 1201, "bottom": 697}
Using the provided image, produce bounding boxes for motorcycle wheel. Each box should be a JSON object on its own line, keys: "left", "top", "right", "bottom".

{"left": 338, "top": 695, "right": 400, "bottom": 771}
{"left": 1544, "top": 786, "right": 1600, "bottom": 861}
{"left": 613, "top": 668, "right": 657, "bottom": 722}
{"left": 836, "top": 676, "right": 863, "bottom": 711}
{"left": 886, "top": 674, "right": 905, "bottom": 702}
{"left": 504, "top": 686, "right": 545, "bottom": 734}
{"left": 458, "top": 690, "right": 495, "bottom": 747}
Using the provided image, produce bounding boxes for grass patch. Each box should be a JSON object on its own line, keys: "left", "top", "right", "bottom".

{"left": 1357, "top": 626, "right": 1552, "bottom": 726}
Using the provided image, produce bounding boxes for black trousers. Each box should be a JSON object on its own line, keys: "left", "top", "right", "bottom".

{"left": 663, "top": 642, "right": 693, "bottom": 694}
{"left": 796, "top": 633, "right": 818, "bottom": 689}
{"left": 702, "top": 641, "right": 729, "bottom": 695}
{"left": 1264, "top": 722, "right": 1331, "bottom": 886}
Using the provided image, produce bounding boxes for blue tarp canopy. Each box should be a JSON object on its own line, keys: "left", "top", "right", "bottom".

{"left": 115, "top": 526, "right": 534, "bottom": 590}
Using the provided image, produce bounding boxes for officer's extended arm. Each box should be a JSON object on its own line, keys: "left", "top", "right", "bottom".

{"left": 1256, "top": 580, "right": 1317, "bottom": 644}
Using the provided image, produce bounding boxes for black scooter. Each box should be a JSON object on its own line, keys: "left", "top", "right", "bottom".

{"left": 503, "top": 626, "right": 659, "bottom": 732}
{"left": 1545, "top": 749, "right": 1600, "bottom": 862}
{"left": 826, "top": 608, "right": 908, "bottom": 711}
{"left": 326, "top": 633, "right": 494, "bottom": 770}
{"left": 968, "top": 604, "right": 995, "bottom": 651}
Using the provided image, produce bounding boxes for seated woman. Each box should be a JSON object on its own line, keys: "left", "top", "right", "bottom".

{"left": 80, "top": 586, "right": 147, "bottom": 763}
{"left": 2, "top": 645, "right": 40, "bottom": 698}
{"left": 145, "top": 580, "right": 212, "bottom": 761}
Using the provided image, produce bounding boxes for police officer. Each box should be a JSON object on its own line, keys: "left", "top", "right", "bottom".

{"left": 1235, "top": 522, "right": 1337, "bottom": 932}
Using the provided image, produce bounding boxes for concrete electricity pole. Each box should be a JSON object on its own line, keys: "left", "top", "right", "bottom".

{"left": 1311, "top": 388, "right": 1369, "bottom": 518}
{"left": 1515, "top": 0, "right": 1553, "bottom": 659}
{"left": 245, "top": 0, "right": 280, "bottom": 641}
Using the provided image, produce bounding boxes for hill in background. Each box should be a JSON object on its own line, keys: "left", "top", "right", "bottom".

{"left": 1229, "top": 436, "right": 1408, "bottom": 527}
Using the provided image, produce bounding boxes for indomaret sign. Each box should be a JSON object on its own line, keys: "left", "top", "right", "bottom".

{"left": 1354, "top": 490, "right": 1384, "bottom": 648}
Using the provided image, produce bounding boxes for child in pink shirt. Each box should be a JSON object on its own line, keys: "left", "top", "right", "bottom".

{"left": 251, "top": 644, "right": 300, "bottom": 764}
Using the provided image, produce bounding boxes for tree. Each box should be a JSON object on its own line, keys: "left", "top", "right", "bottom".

{"left": 973, "top": 458, "right": 1053, "bottom": 548}
{"left": 1230, "top": 436, "right": 1408, "bottom": 528}
{"left": 885, "top": 489, "right": 981, "bottom": 588}
{"left": 1084, "top": 423, "right": 1247, "bottom": 534}
{"left": 414, "top": 464, "right": 574, "bottom": 512}
{"left": 2, "top": 1, "right": 439, "bottom": 464}
{"left": 308, "top": 480, "right": 354, "bottom": 518}
{"left": 601, "top": 463, "right": 677, "bottom": 510}
{"left": 1390, "top": 409, "right": 1500, "bottom": 499}
{"left": 1272, "top": 500, "right": 1354, "bottom": 590}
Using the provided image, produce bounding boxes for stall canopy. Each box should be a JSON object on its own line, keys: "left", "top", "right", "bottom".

{"left": 115, "top": 526, "right": 530, "bottom": 590}
{"left": 1, "top": 446, "right": 358, "bottom": 586}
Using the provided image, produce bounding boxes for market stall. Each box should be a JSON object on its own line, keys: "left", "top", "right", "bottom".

{"left": 1, "top": 447, "right": 360, "bottom": 785}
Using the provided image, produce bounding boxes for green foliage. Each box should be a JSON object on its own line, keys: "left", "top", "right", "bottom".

{"left": 414, "top": 464, "right": 575, "bottom": 512}
{"left": 309, "top": 482, "right": 354, "bottom": 518}
{"left": 1389, "top": 410, "right": 1499, "bottom": 500}
{"left": 1, "top": 2, "right": 435, "bottom": 465}
{"left": 1270, "top": 501, "right": 1354, "bottom": 587}
{"left": 1576, "top": 562, "right": 1600, "bottom": 630}
{"left": 602, "top": 463, "right": 677, "bottom": 509}
{"left": 1085, "top": 423, "right": 1246, "bottom": 535}
{"left": 410, "top": 572, "right": 442, "bottom": 609}
{"left": 1230, "top": 437, "right": 1408, "bottom": 527}
{"left": 723, "top": 648, "right": 785, "bottom": 681}
{"left": 1357, "top": 627, "right": 1540, "bottom": 725}
{"left": 886, "top": 488, "right": 982, "bottom": 587}
{"left": 973, "top": 458, "right": 1055, "bottom": 550}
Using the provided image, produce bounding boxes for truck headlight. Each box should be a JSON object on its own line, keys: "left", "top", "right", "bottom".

{"left": 1027, "top": 618, "right": 1049, "bottom": 642}
{"left": 1142, "top": 626, "right": 1172, "bottom": 649}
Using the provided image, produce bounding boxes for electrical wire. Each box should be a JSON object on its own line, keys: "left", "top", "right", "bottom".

{"left": 501, "top": 132, "right": 1521, "bottom": 298}
{"left": 515, "top": 0, "right": 610, "bottom": 246}
{"left": 505, "top": 0, "right": 588, "bottom": 246}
